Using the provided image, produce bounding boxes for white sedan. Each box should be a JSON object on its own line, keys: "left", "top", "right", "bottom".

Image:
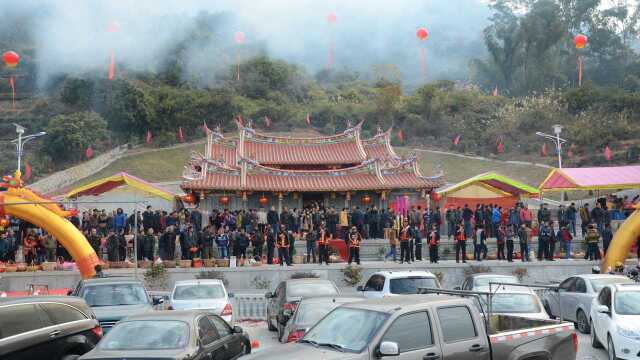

{"left": 590, "top": 283, "right": 640, "bottom": 360}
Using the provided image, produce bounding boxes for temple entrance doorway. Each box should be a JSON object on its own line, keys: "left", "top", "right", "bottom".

{"left": 302, "top": 193, "right": 325, "bottom": 209}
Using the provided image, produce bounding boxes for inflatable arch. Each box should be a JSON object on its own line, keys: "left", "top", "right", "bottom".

{"left": 602, "top": 207, "right": 640, "bottom": 272}
{"left": 1, "top": 171, "right": 99, "bottom": 278}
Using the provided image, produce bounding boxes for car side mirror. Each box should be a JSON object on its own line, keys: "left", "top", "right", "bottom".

{"left": 378, "top": 341, "right": 400, "bottom": 357}
{"left": 356, "top": 285, "right": 364, "bottom": 292}
{"left": 595, "top": 304, "right": 611, "bottom": 315}
{"left": 265, "top": 292, "right": 273, "bottom": 299}
{"left": 454, "top": 286, "right": 461, "bottom": 290}
{"left": 152, "top": 297, "right": 164, "bottom": 305}
{"left": 233, "top": 325, "right": 243, "bottom": 334}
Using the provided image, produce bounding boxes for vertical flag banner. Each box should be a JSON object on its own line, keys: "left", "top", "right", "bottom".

{"left": 85, "top": 146, "right": 94, "bottom": 159}
{"left": 146, "top": 130, "right": 152, "bottom": 144}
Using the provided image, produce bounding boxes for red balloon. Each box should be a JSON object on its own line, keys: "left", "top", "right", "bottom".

{"left": 574, "top": 34, "right": 588, "bottom": 49}
{"left": 3, "top": 51, "right": 20, "bottom": 68}
{"left": 234, "top": 31, "right": 246, "bottom": 44}
{"left": 430, "top": 192, "right": 441, "bottom": 202}
{"left": 327, "top": 12, "right": 337, "bottom": 23}
{"left": 416, "top": 27, "right": 429, "bottom": 41}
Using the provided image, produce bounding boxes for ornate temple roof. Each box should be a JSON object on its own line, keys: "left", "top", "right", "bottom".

{"left": 186, "top": 121, "right": 444, "bottom": 193}
{"left": 182, "top": 156, "right": 443, "bottom": 192}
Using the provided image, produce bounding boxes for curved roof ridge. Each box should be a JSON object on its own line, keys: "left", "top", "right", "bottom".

{"left": 240, "top": 120, "right": 364, "bottom": 144}
{"left": 239, "top": 156, "right": 376, "bottom": 175}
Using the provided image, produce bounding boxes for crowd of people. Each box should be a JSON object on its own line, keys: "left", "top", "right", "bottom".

{"left": 0, "top": 195, "right": 633, "bottom": 266}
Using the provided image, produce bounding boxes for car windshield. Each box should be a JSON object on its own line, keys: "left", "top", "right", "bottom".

{"left": 389, "top": 277, "right": 438, "bottom": 294}
{"left": 615, "top": 291, "right": 640, "bottom": 315}
{"left": 173, "top": 284, "right": 225, "bottom": 300}
{"left": 479, "top": 294, "right": 541, "bottom": 314}
{"left": 80, "top": 283, "right": 148, "bottom": 307}
{"left": 474, "top": 276, "right": 519, "bottom": 288}
{"left": 591, "top": 277, "right": 634, "bottom": 292}
{"left": 302, "top": 307, "right": 388, "bottom": 353}
{"left": 295, "top": 303, "right": 339, "bottom": 325}
{"left": 288, "top": 282, "right": 338, "bottom": 297}
{"left": 99, "top": 320, "right": 190, "bottom": 350}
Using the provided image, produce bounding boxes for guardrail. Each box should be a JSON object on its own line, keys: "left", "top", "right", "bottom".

{"left": 233, "top": 293, "right": 268, "bottom": 320}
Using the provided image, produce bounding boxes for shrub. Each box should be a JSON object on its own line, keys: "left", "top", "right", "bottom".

{"left": 341, "top": 265, "right": 363, "bottom": 287}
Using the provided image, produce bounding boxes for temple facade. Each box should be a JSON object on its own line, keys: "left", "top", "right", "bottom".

{"left": 181, "top": 121, "right": 444, "bottom": 212}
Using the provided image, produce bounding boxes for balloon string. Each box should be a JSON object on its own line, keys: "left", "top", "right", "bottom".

{"left": 236, "top": 49, "right": 240, "bottom": 81}
{"left": 578, "top": 56, "right": 583, "bottom": 87}
{"left": 9, "top": 76, "right": 15, "bottom": 110}
{"left": 108, "top": 50, "right": 116, "bottom": 80}
{"left": 419, "top": 47, "right": 426, "bottom": 77}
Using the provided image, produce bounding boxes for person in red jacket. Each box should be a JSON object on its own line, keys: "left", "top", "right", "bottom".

{"left": 427, "top": 224, "right": 440, "bottom": 264}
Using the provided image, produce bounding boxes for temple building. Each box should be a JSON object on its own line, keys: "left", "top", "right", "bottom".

{"left": 181, "top": 121, "right": 444, "bottom": 212}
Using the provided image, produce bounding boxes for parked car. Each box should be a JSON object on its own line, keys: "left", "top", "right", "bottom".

{"left": 357, "top": 271, "right": 440, "bottom": 298}
{"left": 69, "top": 277, "right": 162, "bottom": 333}
{"left": 475, "top": 285, "right": 550, "bottom": 320}
{"left": 457, "top": 273, "right": 519, "bottom": 291}
{"left": 0, "top": 295, "right": 102, "bottom": 360}
{"left": 590, "top": 283, "right": 640, "bottom": 360}
{"left": 280, "top": 296, "right": 363, "bottom": 343}
{"left": 247, "top": 294, "right": 577, "bottom": 360}
{"left": 542, "top": 274, "right": 633, "bottom": 333}
{"left": 265, "top": 278, "right": 339, "bottom": 341}
{"left": 169, "top": 279, "right": 234, "bottom": 325}
{"left": 79, "top": 310, "right": 251, "bottom": 360}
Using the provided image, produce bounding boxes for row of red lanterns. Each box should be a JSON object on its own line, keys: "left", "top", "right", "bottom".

{"left": 201, "top": 193, "right": 442, "bottom": 206}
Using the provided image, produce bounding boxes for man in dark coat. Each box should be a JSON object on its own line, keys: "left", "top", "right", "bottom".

{"left": 159, "top": 226, "right": 177, "bottom": 261}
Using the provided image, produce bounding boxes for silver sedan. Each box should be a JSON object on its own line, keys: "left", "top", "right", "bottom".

{"left": 542, "top": 274, "right": 633, "bottom": 334}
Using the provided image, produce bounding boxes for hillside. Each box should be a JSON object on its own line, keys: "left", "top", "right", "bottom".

{"left": 63, "top": 139, "right": 552, "bottom": 192}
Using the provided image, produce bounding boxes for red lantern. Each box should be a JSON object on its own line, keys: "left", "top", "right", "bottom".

{"left": 0, "top": 218, "right": 9, "bottom": 228}
{"left": 182, "top": 193, "right": 196, "bottom": 204}
{"left": 574, "top": 34, "right": 587, "bottom": 49}
{"left": 327, "top": 12, "right": 337, "bottom": 23}
{"left": 416, "top": 27, "right": 429, "bottom": 41}
{"left": 234, "top": 31, "right": 245, "bottom": 44}
{"left": 362, "top": 194, "right": 372, "bottom": 205}
{"left": 430, "top": 192, "right": 441, "bottom": 202}
{"left": 259, "top": 195, "right": 269, "bottom": 206}
{"left": 3, "top": 51, "right": 20, "bottom": 68}
{"left": 219, "top": 195, "right": 230, "bottom": 205}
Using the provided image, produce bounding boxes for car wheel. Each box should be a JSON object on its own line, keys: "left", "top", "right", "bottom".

{"left": 590, "top": 321, "right": 602, "bottom": 348}
{"left": 576, "top": 310, "right": 590, "bottom": 334}
{"left": 608, "top": 335, "right": 619, "bottom": 360}
{"left": 267, "top": 310, "right": 276, "bottom": 331}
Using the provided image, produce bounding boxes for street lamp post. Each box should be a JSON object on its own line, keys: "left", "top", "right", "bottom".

{"left": 11, "top": 124, "right": 46, "bottom": 174}
{"left": 537, "top": 125, "right": 567, "bottom": 202}
{"left": 536, "top": 124, "right": 566, "bottom": 169}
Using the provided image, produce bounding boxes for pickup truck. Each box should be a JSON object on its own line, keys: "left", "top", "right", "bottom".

{"left": 246, "top": 294, "right": 577, "bottom": 360}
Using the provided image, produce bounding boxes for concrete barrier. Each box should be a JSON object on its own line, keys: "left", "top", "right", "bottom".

{"left": 233, "top": 293, "right": 268, "bottom": 320}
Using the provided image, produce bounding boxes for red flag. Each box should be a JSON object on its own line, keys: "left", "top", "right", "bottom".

{"left": 265, "top": 116, "right": 272, "bottom": 128}
{"left": 492, "top": 86, "right": 498, "bottom": 97}
{"left": 604, "top": 145, "right": 612, "bottom": 161}
{"left": 578, "top": 57, "right": 583, "bottom": 87}
{"left": 23, "top": 160, "right": 32, "bottom": 180}
{"left": 108, "top": 50, "right": 116, "bottom": 80}
{"left": 452, "top": 135, "right": 461, "bottom": 146}
{"left": 146, "top": 130, "right": 152, "bottom": 144}
{"left": 8, "top": 76, "right": 15, "bottom": 110}
{"left": 541, "top": 143, "right": 548, "bottom": 157}
{"left": 202, "top": 121, "right": 211, "bottom": 134}
{"left": 497, "top": 141, "right": 505, "bottom": 153}
{"left": 397, "top": 129, "right": 404, "bottom": 144}
{"left": 236, "top": 115, "right": 244, "bottom": 127}
{"left": 567, "top": 144, "right": 575, "bottom": 158}
{"left": 177, "top": 127, "right": 185, "bottom": 143}
{"left": 85, "top": 146, "right": 94, "bottom": 159}
{"left": 305, "top": 113, "right": 311, "bottom": 126}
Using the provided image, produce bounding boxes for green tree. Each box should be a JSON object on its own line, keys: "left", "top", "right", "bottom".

{"left": 42, "top": 112, "right": 108, "bottom": 163}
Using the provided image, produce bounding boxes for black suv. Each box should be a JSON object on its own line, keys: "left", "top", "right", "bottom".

{"left": 69, "top": 277, "right": 162, "bottom": 333}
{"left": 0, "top": 296, "right": 102, "bottom": 360}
